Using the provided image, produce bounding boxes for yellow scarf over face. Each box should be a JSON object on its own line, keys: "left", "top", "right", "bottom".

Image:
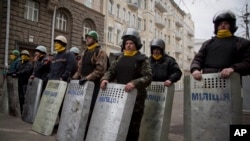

{"left": 123, "top": 50, "right": 138, "bottom": 56}
{"left": 9, "top": 54, "right": 17, "bottom": 61}
{"left": 21, "top": 55, "right": 29, "bottom": 64}
{"left": 216, "top": 29, "right": 232, "bottom": 38}
{"left": 87, "top": 43, "right": 99, "bottom": 51}
{"left": 55, "top": 42, "right": 66, "bottom": 53}
{"left": 152, "top": 54, "right": 163, "bottom": 60}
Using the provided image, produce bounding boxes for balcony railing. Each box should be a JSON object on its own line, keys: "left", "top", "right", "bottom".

{"left": 155, "top": 19, "right": 165, "bottom": 29}
{"left": 175, "top": 46, "right": 182, "bottom": 54}
{"left": 127, "top": 0, "right": 138, "bottom": 11}
{"left": 155, "top": 0, "right": 167, "bottom": 13}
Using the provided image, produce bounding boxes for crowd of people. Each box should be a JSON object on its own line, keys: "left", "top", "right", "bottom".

{"left": 2, "top": 10, "right": 250, "bottom": 140}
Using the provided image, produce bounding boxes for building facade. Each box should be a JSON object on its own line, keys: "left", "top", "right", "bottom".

{"left": 0, "top": 0, "right": 195, "bottom": 90}
{"left": 0, "top": 0, "right": 105, "bottom": 86}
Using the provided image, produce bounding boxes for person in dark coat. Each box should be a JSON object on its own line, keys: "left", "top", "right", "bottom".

{"left": 149, "top": 38, "right": 182, "bottom": 86}
{"left": 48, "top": 35, "right": 77, "bottom": 82}
{"left": 100, "top": 28, "right": 152, "bottom": 141}
{"left": 15, "top": 50, "right": 33, "bottom": 114}
{"left": 5, "top": 50, "right": 21, "bottom": 76}
{"left": 30, "top": 45, "right": 51, "bottom": 91}
{"left": 190, "top": 10, "right": 250, "bottom": 80}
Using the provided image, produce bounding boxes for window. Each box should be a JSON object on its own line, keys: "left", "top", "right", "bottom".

{"left": 137, "top": 18, "right": 142, "bottom": 30}
{"left": 150, "top": 20, "right": 153, "bottom": 32}
{"left": 108, "top": 0, "right": 113, "bottom": 14}
{"left": 84, "top": 0, "right": 92, "bottom": 8}
{"left": 133, "top": 14, "right": 136, "bottom": 27}
{"left": 142, "top": 40, "right": 145, "bottom": 53}
{"left": 168, "top": 19, "right": 171, "bottom": 28}
{"left": 168, "top": 35, "right": 171, "bottom": 45}
{"left": 55, "top": 12, "right": 67, "bottom": 32}
{"left": 144, "top": 0, "right": 147, "bottom": 9}
{"left": 123, "top": 8, "right": 126, "bottom": 20}
{"left": 116, "top": 29, "right": 121, "bottom": 45}
{"left": 117, "top": 4, "right": 120, "bottom": 18}
{"left": 108, "top": 27, "right": 113, "bottom": 42}
{"left": 24, "top": 0, "right": 39, "bottom": 22}
{"left": 131, "top": 14, "right": 135, "bottom": 27}
{"left": 127, "top": 12, "right": 130, "bottom": 23}
{"left": 83, "top": 22, "right": 92, "bottom": 40}
{"left": 144, "top": 19, "right": 146, "bottom": 31}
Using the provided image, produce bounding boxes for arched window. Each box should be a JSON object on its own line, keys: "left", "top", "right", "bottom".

{"left": 117, "top": 4, "right": 120, "bottom": 18}
{"left": 83, "top": 19, "right": 95, "bottom": 40}
{"left": 55, "top": 12, "right": 67, "bottom": 31}
{"left": 108, "top": 0, "right": 113, "bottom": 14}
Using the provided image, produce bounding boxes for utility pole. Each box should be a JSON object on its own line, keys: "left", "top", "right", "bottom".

{"left": 243, "top": 4, "right": 249, "bottom": 39}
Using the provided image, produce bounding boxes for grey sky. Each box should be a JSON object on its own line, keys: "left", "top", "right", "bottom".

{"left": 174, "top": 0, "right": 249, "bottom": 39}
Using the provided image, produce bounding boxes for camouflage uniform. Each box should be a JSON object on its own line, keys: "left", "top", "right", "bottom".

{"left": 101, "top": 52, "right": 152, "bottom": 141}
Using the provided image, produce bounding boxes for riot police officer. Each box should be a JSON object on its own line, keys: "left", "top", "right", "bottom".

{"left": 191, "top": 10, "right": 250, "bottom": 80}
{"left": 100, "top": 28, "right": 152, "bottom": 140}
{"left": 149, "top": 38, "right": 182, "bottom": 86}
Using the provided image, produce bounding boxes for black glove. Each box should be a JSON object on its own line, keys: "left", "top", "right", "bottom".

{"left": 79, "top": 77, "right": 88, "bottom": 85}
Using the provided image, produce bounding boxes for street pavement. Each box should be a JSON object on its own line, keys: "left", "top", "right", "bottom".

{"left": 0, "top": 91, "right": 184, "bottom": 141}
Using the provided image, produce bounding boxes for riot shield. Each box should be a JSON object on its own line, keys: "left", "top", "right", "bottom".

{"left": 242, "top": 76, "right": 250, "bottom": 124}
{"left": 32, "top": 80, "right": 67, "bottom": 136}
{"left": 85, "top": 83, "right": 137, "bottom": 141}
{"left": 0, "top": 76, "right": 9, "bottom": 113}
{"left": 22, "top": 78, "right": 43, "bottom": 123}
{"left": 56, "top": 80, "right": 94, "bottom": 141}
{"left": 184, "top": 73, "right": 242, "bottom": 141}
{"left": 7, "top": 76, "right": 21, "bottom": 117}
{"left": 243, "top": 76, "right": 250, "bottom": 110}
{"left": 139, "top": 82, "right": 175, "bottom": 141}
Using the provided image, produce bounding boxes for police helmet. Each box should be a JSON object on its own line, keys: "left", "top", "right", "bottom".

{"left": 213, "top": 10, "right": 238, "bottom": 34}
{"left": 121, "top": 28, "right": 142, "bottom": 50}
{"left": 150, "top": 39, "right": 165, "bottom": 54}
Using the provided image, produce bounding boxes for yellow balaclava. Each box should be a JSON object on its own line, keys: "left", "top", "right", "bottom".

{"left": 216, "top": 29, "right": 232, "bottom": 38}
{"left": 21, "top": 54, "right": 30, "bottom": 64}
{"left": 9, "top": 54, "right": 17, "bottom": 61}
{"left": 55, "top": 42, "right": 66, "bottom": 53}
{"left": 152, "top": 54, "right": 163, "bottom": 60}
{"left": 123, "top": 50, "right": 138, "bottom": 56}
{"left": 87, "top": 43, "right": 99, "bottom": 51}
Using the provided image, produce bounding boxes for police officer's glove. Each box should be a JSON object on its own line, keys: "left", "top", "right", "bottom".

{"left": 79, "top": 77, "right": 88, "bottom": 85}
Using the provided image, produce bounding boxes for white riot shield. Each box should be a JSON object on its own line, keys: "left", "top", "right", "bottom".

{"left": 7, "top": 76, "right": 21, "bottom": 117}
{"left": 57, "top": 80, "right": 94, "bottom": 141}
{"left": 86, "top": 83, "right": 137, "bottom": 141}
{"left": 22, "top": 78, "right": 43, "bottom": 123}
{"left": 243, "top": 76, "right": 250, "bottom": 110}
{"left": 32, "top": 80, "right": 67, "bottom": 136}
{"left": 0, "top": 77, "right": 9, "bottom": 113}
{"left": 139, "top": 82, "right": 175, "bottom": 141}
{"left": 184, "top": 73, "right": 242, "bottom": 141}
